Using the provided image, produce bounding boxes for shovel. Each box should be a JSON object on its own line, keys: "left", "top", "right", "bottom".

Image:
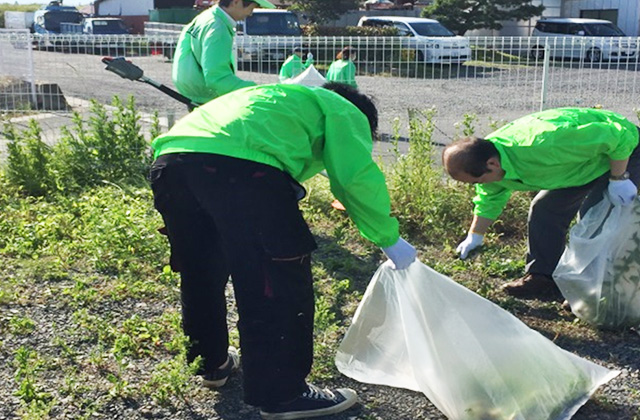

{"left": 102, "top": 56, "right": 199, "bottom": 109}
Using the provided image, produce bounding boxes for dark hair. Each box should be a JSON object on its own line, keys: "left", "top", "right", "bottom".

{"left": 322, "top": 82, "right": 378, "bottom": 136}
{"left": 442, "top": 137, "right": 499, "bottom": 177}
{"left": 219, "top": 0, "right": 255, "bottom": 7}
{"left": 337, "top": 46, "right": 355, "bottom": 60}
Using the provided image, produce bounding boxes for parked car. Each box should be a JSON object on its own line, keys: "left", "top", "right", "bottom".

{"left": 357, "top": 16, "right": 471, "bottom": 63}
{"left": 530, "top": 18, "right": 637, "bottom": 62}
{"left": 364, "top": 0, "right": 414, "bottom": 10}
{"left": 60, "top": 18, "right": 130, "bottom": 35}
{"left": 364, "top": 0, "right": 395, "bottom": 10}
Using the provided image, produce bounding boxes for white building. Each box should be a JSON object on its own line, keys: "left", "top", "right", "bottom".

{"left": 94, "top": 0, "right": 194, "bottom": 34}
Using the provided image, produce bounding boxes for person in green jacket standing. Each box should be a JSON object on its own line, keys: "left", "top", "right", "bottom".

{"left": 278, "top": 46, "right": 314, "bottom": 82}
{"left": 325, "top": 46, "right": 357, "bottom": 88}
{"left": 149, "top": 82, "right": 416, "bottom": 420}
{"left": 442, "top": 107, "right": 640, "bottom": 299}
{"left": 171, "top": 0, "right": 275, "bottom": 106}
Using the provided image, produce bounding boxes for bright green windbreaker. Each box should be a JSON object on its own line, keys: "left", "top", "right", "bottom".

{"left": 278, "top": 54, "right": 313, "bottom": 81}
{"left": 171, "top": 6, "right": 255, "bottom": 104}
{"left": 151, "top": 84, "right": 399, "bottom": 247}
{"left": 325, "top": 59, "right": 357, "bottom": 88}
{"left": 474, "top": 107, "right": 639, "bottom": 220}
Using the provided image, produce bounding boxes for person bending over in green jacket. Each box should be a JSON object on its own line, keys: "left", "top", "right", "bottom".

{"left": 172, "top": 0, "right": 275, "bottom": 106}
{"left": 278, "top": 46, "right": 314, "bottom": 82}
{"left": 149, "top": 82, "right": 416, "bottom": 420}
{"left": 442, "top": 107, "right": 640, "bottom": 300}
{"left": 326, "top": 46, "right": 357, "bottom": 88}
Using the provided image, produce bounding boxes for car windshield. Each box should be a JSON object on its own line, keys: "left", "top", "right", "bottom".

{"left": 409, "top": 22, "right": 455, "bottom": 37}
{"left": 43, "top": 11, "right": 83, "bottom": 32}
{"left": 583, "top": 23, "right": 626, "bottom": 36}
{"left": 245, "top": 13, "right": 301, "bottom": 36}
{"left": 92, "top": 20, "right": 128, "bottom": 34}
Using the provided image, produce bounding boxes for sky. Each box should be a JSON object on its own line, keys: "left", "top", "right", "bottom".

{"left": 9, "top": 0, "right": 87, "bottom": 5}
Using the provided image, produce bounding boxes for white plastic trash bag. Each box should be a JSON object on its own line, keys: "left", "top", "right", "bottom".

{"left": 336, "top": 261, "right": 619, "bottom": 420}
{"left": 554, "top": 195, "right": 640, "bottom": 329}
{"left": 281, "top": 64, "right": 326, "bottom": 87}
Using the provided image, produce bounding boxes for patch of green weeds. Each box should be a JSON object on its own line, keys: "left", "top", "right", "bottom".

{"left": 13, "top": 346, "right": 53, "bottom": 415}
{"left": 9, "top": 316, "right": 36, "bottom": 335}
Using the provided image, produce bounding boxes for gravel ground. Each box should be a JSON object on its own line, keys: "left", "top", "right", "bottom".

{"left": 2, "top": 51, "right": 640, "bottom": 419}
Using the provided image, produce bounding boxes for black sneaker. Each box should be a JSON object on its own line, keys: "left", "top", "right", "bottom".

{"left": 260, "top": 383, "right": 358, "bottom": 420}
{"left": 202, "top": 347, "right": 239, "bottom": 389}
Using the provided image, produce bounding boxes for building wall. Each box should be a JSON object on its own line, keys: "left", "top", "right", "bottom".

{"left": 563, "top": 0, "right": 640, "bottom": 35}
{"left": 97, "top": 0, "right": 154, "bottom": 17}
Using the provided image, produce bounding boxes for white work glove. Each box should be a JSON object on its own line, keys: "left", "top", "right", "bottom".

{"left": 382, "top": 237, "right": 416, "bottom": 270}
{"left": 456, "top": 233, "right": 484, "bottom": 259}
{"left": 608, "top": 178, "right": 638, "bottom": 206}
{"left": 306, "top": 52, "right": 313, "bottom": 60}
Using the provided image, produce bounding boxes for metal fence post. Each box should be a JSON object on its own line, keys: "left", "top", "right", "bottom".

{"left": 540, "top": 42, "right": 550, "bottom": 111}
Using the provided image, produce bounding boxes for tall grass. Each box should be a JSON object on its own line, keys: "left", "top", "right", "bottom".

{"left": 385, "top": 107, "right": 476, "bottom": 245}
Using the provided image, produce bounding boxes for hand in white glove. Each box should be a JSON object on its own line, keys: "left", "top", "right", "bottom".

{"left": 608, "top": 178, "right": 637, "bottom": 206}
{"left": 456, "top": 233, "right": 484, "bottom": 259}
{"left": 382, "top": 237, "right": 416, "bottom": 270}
{"left": 307, "top": 52, "right": 313, "bottom": 60}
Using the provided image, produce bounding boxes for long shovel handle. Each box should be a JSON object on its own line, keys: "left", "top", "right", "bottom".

{"left": 102, "top": 56, "right": 200, "bottom": 108}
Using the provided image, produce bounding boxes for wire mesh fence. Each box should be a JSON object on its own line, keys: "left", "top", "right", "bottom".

{"left": 1, "top": 32, "right": 640, "bottom": 118}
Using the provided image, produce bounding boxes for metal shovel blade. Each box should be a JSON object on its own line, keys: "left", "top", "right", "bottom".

{"left": 102, "top": 56, "right": 144, "bottom": 81}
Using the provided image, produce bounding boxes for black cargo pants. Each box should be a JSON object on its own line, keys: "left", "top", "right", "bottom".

{"left": 149, "top": 153, "right": 317, "bottom": 407}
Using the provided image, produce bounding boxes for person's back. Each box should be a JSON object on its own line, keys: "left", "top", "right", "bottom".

{"left": 149, "top": 82, "right": 416, "bottom": 419}
{"left": 278, "top": 49, "right": 313, "bottom": 82}
{"left": 325, "top": 47, "right": 357, "bottom": 88}
{"left": 171, "top": 0, "right": 275, "bottom": 105}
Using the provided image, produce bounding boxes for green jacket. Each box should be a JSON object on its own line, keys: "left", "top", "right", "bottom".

{"left": 474, "top": 107, "right": 639, "bottom": 220}
{"left": 279, "top": 54, "right": 313, "bottom": 81}
{"left": 152, "top": 84, "right": 399, "bottom": 247}
{"left": 326, "top": 59, "right": 357, "bottom": 88}
{"left": 171, "top": 6, "right": 255, "bottom": 104}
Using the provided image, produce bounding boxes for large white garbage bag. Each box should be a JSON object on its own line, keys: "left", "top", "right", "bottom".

{"left": 336, "top": 261, "right": 618, "bottom": 420}
{"left": 554, "top": 196, "right": 640, "bottom": 329}
{"left": 281, "top": 64, "right": 326, "bottom": 87}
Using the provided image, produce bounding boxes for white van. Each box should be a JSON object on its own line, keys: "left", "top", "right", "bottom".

{"left": 357, "top": 16, "right": 471, "bottom": 63}
{"left": 530, "top": 18, "right": 637, "bottom": 62}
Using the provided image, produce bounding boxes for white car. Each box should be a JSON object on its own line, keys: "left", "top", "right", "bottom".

{"left": 531, "top": 18, "right": 637, "bottom": 62}
{"left": 357, "top": 16, "right": 471, "bottom": 64}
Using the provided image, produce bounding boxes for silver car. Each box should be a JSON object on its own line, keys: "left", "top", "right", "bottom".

{"left": 530, "top": 18, "right": 637, "bottom": 62}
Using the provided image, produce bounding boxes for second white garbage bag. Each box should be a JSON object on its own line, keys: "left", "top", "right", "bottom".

{"left": 336, "top": 261, "right": 618, "bottom": 420}
{"left": 554, "top": 195, "right": 640, "bottom": 329}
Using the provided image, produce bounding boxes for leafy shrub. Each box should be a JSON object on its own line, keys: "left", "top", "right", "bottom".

{"left": 302, "top": 25, "right": 397, "bottom": 37}
{"left": 4, "top": 119, "right": 55, "bottom": 197}
{"left": 2, "top": 96, "right": 157, "bottom": 196}
{"left": 385, "top": 108, "right": 476, "bottom": 245}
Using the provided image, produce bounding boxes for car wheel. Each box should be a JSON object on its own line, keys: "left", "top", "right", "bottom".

{"left": 530, "top": 46, "right": 544, "bottom": 60}
{"left": 586, "top": 48, "right": 602, "bottom": 62}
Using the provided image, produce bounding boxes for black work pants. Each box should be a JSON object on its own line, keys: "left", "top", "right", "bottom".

{"left": 527, "top": 134, "right": 640, "bottom": 276}
{"left": 149, "top": 153, "right": 317, "bottom": 407}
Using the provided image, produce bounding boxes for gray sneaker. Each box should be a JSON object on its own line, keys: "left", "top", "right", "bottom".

{"left": 259, "top": 383, "right": 358, "bottom": 419}
{"left": 201, "top": 346, "right": 240, "bottom": 388}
